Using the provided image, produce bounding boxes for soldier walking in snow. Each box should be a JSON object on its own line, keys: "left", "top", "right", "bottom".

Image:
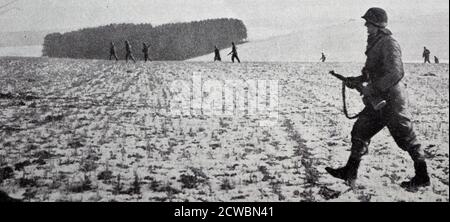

{"left": 109, "top": 42, "right": 118, "bottom": 61}
{"left": 325, "top": 8, "right": 430, "bottom": 190}
{"left": 423, "top": 47, "right": 431, "bottom": 63}
{"left": 228, "top": 42, "right": 241, "bottom": 63}
{"left": 125, "top": 40, "right": 136, "bottom": 63}
{"left": 214, "top": 46, "right": 221, "bottom": 62}
{"left": 320, "top": 52, "right": 327, "bottom": 62}
{"left": 434, "top": 56, "right": 439, "bottom": 64}
{"left": 142, "top": 43, "right": 151, "bottom": 62}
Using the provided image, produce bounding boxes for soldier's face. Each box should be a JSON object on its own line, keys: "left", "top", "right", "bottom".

{"left": 365, "top": 22, "right": 378, "bottom": 35}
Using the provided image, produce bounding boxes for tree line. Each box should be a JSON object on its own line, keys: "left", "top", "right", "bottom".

{"left": 42, "top": 18, "right": 247, "bottom": 61}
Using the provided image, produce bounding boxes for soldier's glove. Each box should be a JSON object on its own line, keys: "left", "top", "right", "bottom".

{"left": 345, "top": 77, "right": 361, "bottom": 90}
{"left": 361, "top": 84, "right": 377, "bottom": 97}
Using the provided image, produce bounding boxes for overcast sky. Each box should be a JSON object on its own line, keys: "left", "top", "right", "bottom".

{"left": 0, "top": 0, "right": 448, "bottom": 39}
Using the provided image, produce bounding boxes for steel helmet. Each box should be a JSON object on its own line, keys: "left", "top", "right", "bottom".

{"left": 362, "top": 7, "right": 388, "bottom": 28}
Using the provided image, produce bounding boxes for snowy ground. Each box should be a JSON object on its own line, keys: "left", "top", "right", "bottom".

{"left": 0, "top": 57, "right": 448, "bottom": 202}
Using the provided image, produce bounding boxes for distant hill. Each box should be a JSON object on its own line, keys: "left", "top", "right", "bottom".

{"left": 42, "top": 19, "right": 248, "bottom": 61}
{"left": 0, "top": 30, "right": 60, "bottom": 47}
{"left": 191, "top": 13, "right": 449, "bottom": 63}
{"left": 0, "top": 29, "right": 62, "bottom": 57}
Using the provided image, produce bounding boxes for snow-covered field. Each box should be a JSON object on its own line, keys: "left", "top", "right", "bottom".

{"left": 0, "top": 57, "right": 448, "bottom": 202}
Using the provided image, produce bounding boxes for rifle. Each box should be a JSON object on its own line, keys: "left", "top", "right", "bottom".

{"left": 329, "top": 70, "right": 387, "bottom": 115}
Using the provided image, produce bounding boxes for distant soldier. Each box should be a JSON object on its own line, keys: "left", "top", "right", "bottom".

{"left": 142, "top": 43, "right": 151, "bottom": 62}
{"left": 434, "top": 56, "right": 439, "bottom": 64}
{"left": 320, "top": 52, "right": 327, "bottom": 62}
{"left": 228, "top": 42, "right": 241, "bottom": 63}
{"left": 214, "top": 46, "right": 221, "bottom": 61}
{"left": 325, "top": 8, "right": 430, "bottom": 190}
{"left": 125, "top": 40, "right": 136, "bottom": 63}
{"left": 109, "top": 42, "right": 118, "bottom": 61}
{"left": 423, "top": 47, "right": 431, "bottom": 63}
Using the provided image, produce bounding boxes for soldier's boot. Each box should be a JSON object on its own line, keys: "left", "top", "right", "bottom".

{"left": 325, "top": 157, "right": 360, "bottom": 184}
{"left": 401, "top": 146, "right": 430, "bottom": 189}
{"left": 326, "top": 140, "right": 368, "bottom": 185}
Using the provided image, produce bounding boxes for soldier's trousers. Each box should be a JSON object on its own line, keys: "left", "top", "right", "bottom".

{"left": 110, "top": 53, "right": 118, "bottom": 61}
{"left": 424, "top": 57, "right": 431, "bottom": 63}
{"left": 232, "top": 54, "right": 241, "bottom": 63}
{"left": 350, "top": 83, "right": 424, "bottom": 161}
{"left": 126, "top": 53, "right": 136, "bottom": 62}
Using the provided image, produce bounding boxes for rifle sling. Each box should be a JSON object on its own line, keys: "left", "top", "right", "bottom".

{"left": 342, "top": 81, "right": 363, "bottom": 120}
